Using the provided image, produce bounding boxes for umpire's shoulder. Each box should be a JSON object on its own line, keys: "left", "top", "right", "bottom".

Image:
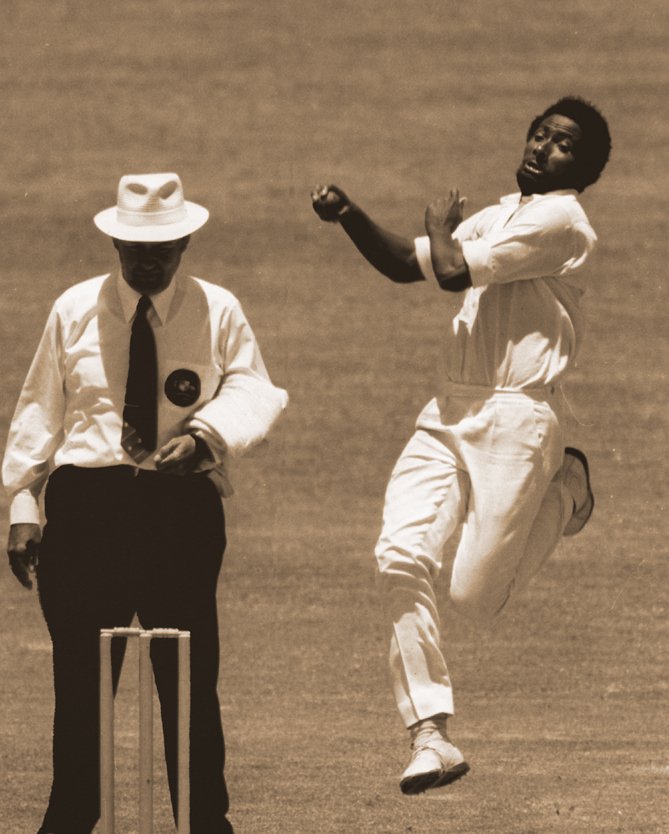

{"left": 186, "top": 275, "right": 243, "bottom": 311}
{"left": 52, "top": 274, "right": 111, "bottom": 315}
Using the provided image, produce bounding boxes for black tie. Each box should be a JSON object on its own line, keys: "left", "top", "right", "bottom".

{"left": 122, "top": 295, "right": 157, "bottom": 460}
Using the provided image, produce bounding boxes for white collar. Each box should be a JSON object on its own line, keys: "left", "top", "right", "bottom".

{"left": 116, "top": 271, "right": 178, "bottom": 325}
{"left": 500, "top": 189, "right": 579, "bottom": 206}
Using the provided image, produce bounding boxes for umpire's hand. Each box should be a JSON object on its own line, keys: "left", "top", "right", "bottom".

{"left": 7, "top": 523, "right": 42, "bottom": 590}
{"left": 153, "top": 433, "right": 213, "bottom": 476}
{"left": 311, "top": 184, "right": 351, "bottom": 222}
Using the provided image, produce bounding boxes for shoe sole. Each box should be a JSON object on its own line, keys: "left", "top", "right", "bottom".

{"left": 563, "top": 447, "right": 595, "bottom": 536}
{"left": 400, "top": 761, "right": 470, "bottom": 795}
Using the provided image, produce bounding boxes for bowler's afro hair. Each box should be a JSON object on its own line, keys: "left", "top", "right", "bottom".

{"left": 527, "top": 96, "right": 612, "bottom": 192}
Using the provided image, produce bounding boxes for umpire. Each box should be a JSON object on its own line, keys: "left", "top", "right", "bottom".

{"left": 3, "top": 172, "right": 288, "bottom": 834}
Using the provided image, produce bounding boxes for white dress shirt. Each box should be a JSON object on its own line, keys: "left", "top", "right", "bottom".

{"left": 414, "top": 189, "right": 597, "bottom": 403}
{"left": 2, "top": 271, "right": 288, "bottom": 524}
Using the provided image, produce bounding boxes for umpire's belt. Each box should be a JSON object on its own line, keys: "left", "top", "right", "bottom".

{"left": 53, "top": 464, "right": 207, "bottom": 483}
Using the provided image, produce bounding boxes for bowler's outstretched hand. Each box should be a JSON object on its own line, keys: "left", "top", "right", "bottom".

{"left": 425, "top": 189, "right": 467, "bottom": 235}
{"left": 7, "top": 523, "right": 41, "bottom": 590}
{"left": 311, "top": 184, "right": 351, "bottom": 222}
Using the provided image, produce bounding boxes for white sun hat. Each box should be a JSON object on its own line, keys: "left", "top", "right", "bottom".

{"left": 94, "top": 172, "right": 209, "bottom": 242}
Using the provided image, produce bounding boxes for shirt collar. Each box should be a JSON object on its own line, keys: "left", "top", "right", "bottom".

{"left": 115, "top": 271, "right": 178, "bottom": 325}
{"left": 500, "top": 189, "right": 579, "bottom": 206}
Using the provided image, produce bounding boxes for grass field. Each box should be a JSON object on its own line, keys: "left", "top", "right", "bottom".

{"left": 1, "top": 1, "right": 667, "bottom": 832}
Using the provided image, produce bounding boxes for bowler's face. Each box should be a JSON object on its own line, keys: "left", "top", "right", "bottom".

{"left": 114, "top": 237, "right": 190, "bottom": 296}
{"left": 516, "top": 114, "right": 582, "bottom": 195}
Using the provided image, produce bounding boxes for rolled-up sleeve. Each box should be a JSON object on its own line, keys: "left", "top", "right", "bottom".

{"left": 414, "top": 235, "right": 437, "bottom": 281}
{"left": 414, "top": 211, "right": 485, "bottom": 283}
{"left": 416, "top": 201, "right": 595, "bottom": 289}
{"left": 2, "top": 305, "right": 66, "bottom": 524}
{"left": 187, "top": 301, "right": 288, "bottom": 458}
{"left": 461, "top": 205, "right": 594, "bottom": 288}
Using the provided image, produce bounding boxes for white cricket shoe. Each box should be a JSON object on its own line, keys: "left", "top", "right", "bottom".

{"left": 562, "top": 447, "right": 595, "bottom": 536}
{"left": 399, "top": 715, "right": 469, "bottom": 795}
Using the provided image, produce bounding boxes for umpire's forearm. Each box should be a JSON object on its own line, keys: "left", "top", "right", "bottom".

{"left": 339, "top": 206, "right": 424, "bottom": 284}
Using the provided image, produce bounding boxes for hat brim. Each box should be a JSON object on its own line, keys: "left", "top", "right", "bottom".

{"left": 94, "top": 201, "right": 209, "bottom": 242}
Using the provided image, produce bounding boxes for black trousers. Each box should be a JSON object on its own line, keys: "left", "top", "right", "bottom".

{"left": 36, "top": 465, "right": 234, "bottom": 834}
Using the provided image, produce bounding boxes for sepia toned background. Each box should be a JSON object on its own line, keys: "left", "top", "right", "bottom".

{"left": 1, "top": 1, "right": 667, "bottom": 831}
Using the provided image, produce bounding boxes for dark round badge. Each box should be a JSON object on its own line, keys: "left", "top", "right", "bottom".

{"left": 164, "top": 369, "right": 201, "bottom": 407}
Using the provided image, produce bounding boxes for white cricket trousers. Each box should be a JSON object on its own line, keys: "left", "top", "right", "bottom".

{"left": 375, "top": 386, "right": 574, "bottom": 727}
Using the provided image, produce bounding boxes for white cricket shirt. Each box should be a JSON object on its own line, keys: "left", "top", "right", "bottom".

{"left": 414, "top": 189, "right": 597, "bottom": 399}
{"left": 2, "top": 271, "right": 288, "bottom": 524}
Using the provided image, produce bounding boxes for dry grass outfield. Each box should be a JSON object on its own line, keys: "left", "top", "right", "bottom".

{"left": 1, "top": 1, "right": 667, "bottom": 832}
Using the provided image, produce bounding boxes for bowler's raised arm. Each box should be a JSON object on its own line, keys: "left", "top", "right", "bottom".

{"left": 311, "top": 183, "right": 424, "bottom": 284}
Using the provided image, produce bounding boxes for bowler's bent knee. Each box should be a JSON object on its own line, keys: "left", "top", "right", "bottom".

{"left": 449, "top": 580, "right": 510, "bottom": 627}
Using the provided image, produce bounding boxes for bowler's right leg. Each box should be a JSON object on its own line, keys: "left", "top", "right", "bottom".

{"left": 374, "top": 429, "right": 470, "bottom": 793}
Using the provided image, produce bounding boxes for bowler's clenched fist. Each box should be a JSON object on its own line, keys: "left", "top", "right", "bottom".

{"left": 311, "top": 183, "right": 351, "bottom": 222}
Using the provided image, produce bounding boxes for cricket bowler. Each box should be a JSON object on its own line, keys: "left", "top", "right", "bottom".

{"left": 311, "top": 96, "right": 611, "bottom": 794}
